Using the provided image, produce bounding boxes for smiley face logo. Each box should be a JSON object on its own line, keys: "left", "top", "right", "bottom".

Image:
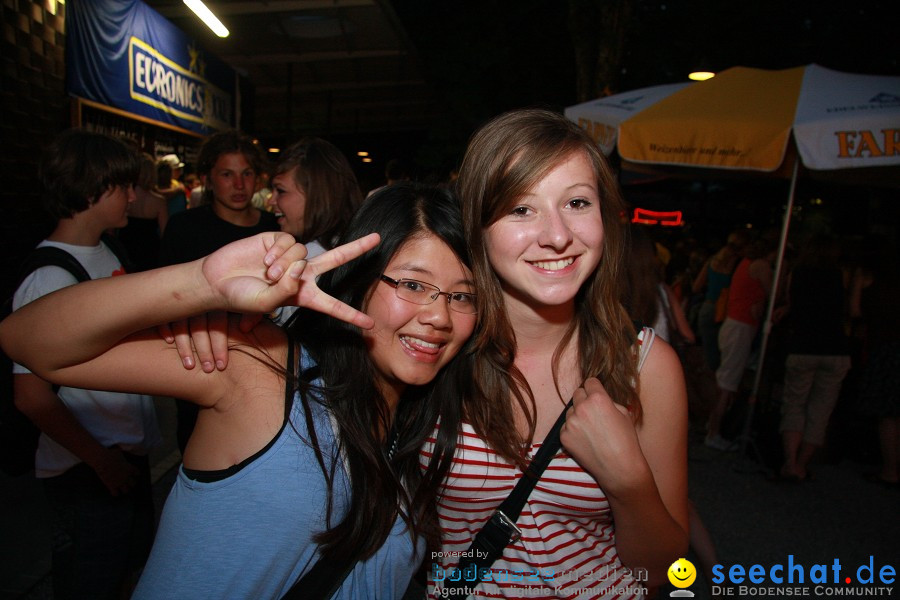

{"left": 668, "top": 558, "right": 697, "bottom": 588}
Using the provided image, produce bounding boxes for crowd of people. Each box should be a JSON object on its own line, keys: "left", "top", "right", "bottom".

{"left": 1, "top": 108, "right": 896, "bottom": 600}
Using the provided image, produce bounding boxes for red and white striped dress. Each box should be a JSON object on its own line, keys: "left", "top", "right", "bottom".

{"left": 422, "top": 329, "right": 654, "bottom": 600}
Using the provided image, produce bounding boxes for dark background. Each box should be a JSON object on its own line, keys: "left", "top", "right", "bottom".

{"left": 2, "top": 0, "right": 899, "bottom": 293}
{"left": 381, "top": 0, "right": 899, "bottom": 178}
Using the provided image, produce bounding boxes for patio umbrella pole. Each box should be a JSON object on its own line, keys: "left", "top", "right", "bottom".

{"left": 735, "top": 158, "right": 800, "bottom": 471}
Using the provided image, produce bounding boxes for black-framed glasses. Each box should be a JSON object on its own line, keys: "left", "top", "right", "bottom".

{"left": 379, "top": 275, "right": 477, "bottom": 314}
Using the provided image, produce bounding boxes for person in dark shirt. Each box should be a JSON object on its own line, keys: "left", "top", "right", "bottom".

{"left": 778, "top": 234, "right": 850, "bottom": 481}
{"left": 160, "top": 131, "right": 278, "bottom": 267}
{"left": 159, "top": 130, "right": 279, "bottom": 452}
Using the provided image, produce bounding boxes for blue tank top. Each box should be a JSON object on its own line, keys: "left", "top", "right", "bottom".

{"left": 133, "top": 349, "right": 421, "bottom": 599}
{"left": 704, "top": 264, "right": 733, "bottom": 302}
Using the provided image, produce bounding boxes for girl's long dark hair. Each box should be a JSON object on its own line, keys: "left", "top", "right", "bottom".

{"left": 288, "top": 182, "right": 474, "bottom": 561}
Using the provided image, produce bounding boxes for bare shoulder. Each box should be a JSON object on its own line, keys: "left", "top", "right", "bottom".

{"left": 636, "top": 336, "right": 687, "bottom": 427}
{"left": 641, "top": 333, "right": 682, "bottom": 379}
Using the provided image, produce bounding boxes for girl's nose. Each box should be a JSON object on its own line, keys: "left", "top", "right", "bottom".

{"left": 417, "top": 295, "right": 453, "bottom": 329}
{"left": 537, "top": 210, "right": 573, "bottom": 250}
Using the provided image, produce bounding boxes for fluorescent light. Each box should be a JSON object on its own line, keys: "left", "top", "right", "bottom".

{"left": 689, "top": 71, "right": 715, "bottom": 81}
{"left": 268, "top": 148, "right": 280, "bottom": 154}
{"left": 183, "top": 0, "right": 229, "bottom": 38}
{"left": 362, "top": 157, "right": 373, "bottom": 163}
{"left": 357, "top": 151, "right": 369, "bottom": 157}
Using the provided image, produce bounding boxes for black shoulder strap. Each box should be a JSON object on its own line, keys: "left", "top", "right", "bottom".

{"left": 438, "top": 400, "right": 572, "bottom": 600}
{"left": 16, "top": 247, "right": 91, "bottom": 289}
{"left": 13, "top": 234, "right": 138, "bottom": 295}
{"left": 438, "top": 323, "right": 642, "bottom": 600}
{"left": 6, "top": 247, "right": 91, "bottom": 398}
{"left": 282, "top": 556, "right": 355, "bottom": 600}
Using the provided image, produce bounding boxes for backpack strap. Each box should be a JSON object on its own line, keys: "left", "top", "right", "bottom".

{"left": 15, "top": 246, "right": 91, "bottom": 289}
{"left": 1, "top": 246, "right": 92, "bottom": 476}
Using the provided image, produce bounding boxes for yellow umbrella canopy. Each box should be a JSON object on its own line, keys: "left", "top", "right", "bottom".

{"left": 618, "top": 66, "right": 805, "bottom": 171}
{"left": 614, "top": 64, "right": 900, "bottom": 174}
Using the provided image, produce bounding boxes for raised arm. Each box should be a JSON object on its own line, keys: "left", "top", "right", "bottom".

{"left": 1, "top": 232, "right": 379, "bottom": 397}
{"left": 162, "top": 237, "right": 384, "bottom": 372}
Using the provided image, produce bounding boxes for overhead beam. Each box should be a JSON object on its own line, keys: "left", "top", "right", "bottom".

{"left": 223, "top": 49, "right": 405, "bottom": 65}
{"left": 283, "top": 97, "right": 433, "bottom": 111}
{"left": 256, "top": 79, "right": 427, "bottom": 94}
{"left": 154, "top": 0, "right": 374, "bottom": 18}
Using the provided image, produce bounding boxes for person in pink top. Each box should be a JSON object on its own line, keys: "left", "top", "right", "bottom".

{"left": 426, "top": 109, "right": 688, "bottom": 599}
{"left": 705, "top": 233, "right": 779, "bottom": 450}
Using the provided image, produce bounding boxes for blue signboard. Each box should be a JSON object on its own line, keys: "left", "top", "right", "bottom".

{"left": 67, "top": 0, "right": 235, "bottom": 135}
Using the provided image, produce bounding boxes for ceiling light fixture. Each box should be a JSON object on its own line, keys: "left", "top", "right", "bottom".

{"left": 689, "top": 71, "right": 715, "bottom": 81}
{"left": 357, "top": 151, "right": 369, "bottom": 157}
{"left": 183, "top": 0, "right": 229, "bottom": 38}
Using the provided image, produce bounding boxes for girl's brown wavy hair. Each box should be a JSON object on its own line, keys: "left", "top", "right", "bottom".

{"left": 456, "top": 108, "right": 640, "bottom": 465}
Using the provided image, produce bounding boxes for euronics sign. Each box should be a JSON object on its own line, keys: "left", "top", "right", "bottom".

{"left": 68, "top": 0, "right": 235, "bottom": 134}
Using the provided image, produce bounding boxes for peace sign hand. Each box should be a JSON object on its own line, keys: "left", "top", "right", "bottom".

{"left": 200, "top": 231, "right": 379, "bottom": 330}
{"left": 286, "top": 233, "right": 383, "bottom": 329}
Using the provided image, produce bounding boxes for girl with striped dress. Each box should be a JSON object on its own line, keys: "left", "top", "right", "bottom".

{"left": 425, "top": 109, "right": 689, "bottom": 599}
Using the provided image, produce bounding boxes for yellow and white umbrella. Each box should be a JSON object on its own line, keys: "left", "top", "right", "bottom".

{"left": 566, "top": 64, "right": 900, "bottom": 173}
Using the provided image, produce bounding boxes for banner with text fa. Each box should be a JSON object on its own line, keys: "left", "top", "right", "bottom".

{"left": 67, "top": 0, "right": 235, "bottom": 134}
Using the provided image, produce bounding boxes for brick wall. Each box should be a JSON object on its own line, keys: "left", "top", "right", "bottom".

{"left": 0, "top": 0, "right": 68, "bottom": 297}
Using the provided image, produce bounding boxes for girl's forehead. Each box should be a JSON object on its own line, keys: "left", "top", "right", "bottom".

{"left": 388, "top": 235, "right": 470, "bottom": 276}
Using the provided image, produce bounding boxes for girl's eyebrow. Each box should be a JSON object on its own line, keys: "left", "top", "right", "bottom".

{"left": 389, "top": 264, "right": 475, "bottom": 288}
{"left": 520, "top": 181, "right": 598, "bottom": 198}
{"left": 564, "top": 181, "right": 598, "bottom": 193}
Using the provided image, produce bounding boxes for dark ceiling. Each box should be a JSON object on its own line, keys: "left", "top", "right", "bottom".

{"left": 144, "top": 0, "right": 434, "bottom": 139}
{"left": 141, "top": 0, "right": 898, "bottom": 177}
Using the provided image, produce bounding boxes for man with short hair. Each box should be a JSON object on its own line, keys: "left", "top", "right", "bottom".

{"left": 158, "top": 130, "right": 278, "bottom": 451}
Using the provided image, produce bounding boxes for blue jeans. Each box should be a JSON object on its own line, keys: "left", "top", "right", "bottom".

{"left": 42, "top": 454, "right": 155, "bottom": 600}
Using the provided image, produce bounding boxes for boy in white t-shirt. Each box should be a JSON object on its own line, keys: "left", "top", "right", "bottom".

{"left": 13, "top": 130, "right": 160, "bottom": 599}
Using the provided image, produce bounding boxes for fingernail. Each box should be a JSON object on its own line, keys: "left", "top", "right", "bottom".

{"left": 216, "top": 360, "right": 225, "bottom": 370}
{"left": 289, "top": 260, "right": 307, "bottom": 279}
{"left": 264, "top": 253, "right": 275, "bottom": 266}
{"left": 269, "top": 265, "right": 284, "bottom": 279}
{"left": 202, "top": 361, "right": 214, "bottom": 373}
{"left": 182, "top": 356, "right": 194, "bottom": 369}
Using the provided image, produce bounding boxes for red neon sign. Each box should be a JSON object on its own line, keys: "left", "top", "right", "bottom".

{"left": 631, "top": 208, "right": 683, "bottom": 226}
